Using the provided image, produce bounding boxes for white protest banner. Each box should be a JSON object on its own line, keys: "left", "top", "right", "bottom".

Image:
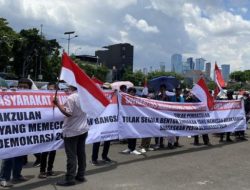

{"left": 86, "top": 90, "right": 119, "bottom": 144}
{"left": 0, "top": 90, "right": 66, "bottom": 159}
{"left": 118, "top": 93, "right": 247, "bottom": 139}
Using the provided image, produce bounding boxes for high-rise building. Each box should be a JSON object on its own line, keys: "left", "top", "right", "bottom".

{"left": 187, "top": 57, "right": 195, "bottom": 70}
{"left": 160, "top": 63, "right": 165, "bottom": 72}
{"left": 205, "top": 62, "right": 211, "bottom": 78}
{"left": 95, "top": 43, "right": 133, "bottom": 81}
{"left": 182, "top": 62, "right": 190, "bottom": 73}
{"left": 195, "top": 58, "right": 206, "bottom": 71}
{"left": 221, "top": 64, "right": 230, "bottom": 81}
{"left": 171, "top": 54, "right": 182, "bottom": 73}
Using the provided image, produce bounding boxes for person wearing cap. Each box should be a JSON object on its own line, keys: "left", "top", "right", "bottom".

{"left": 121, "top": 87, "right": 142, "bottom": 155}
{"left": 54, "top": 85, "right": 89, "bottom": 186}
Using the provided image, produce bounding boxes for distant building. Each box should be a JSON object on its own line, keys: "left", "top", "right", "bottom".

{"left": 182, "top": 62, "right": 190, "bottom": 73}
{"left": 143, "top": 68, "right": 148, "bottom": 75}
{"left": 205, "top": 62, "right": 211, "bottom": 78}
{"left": 221, "top": 64, "right": 230, "bottom": 82}
{"left": 95, "top": 43, "right": 133, "bottom": 81}
{"left": 195, "top": 58, "right": 206, "bottom": 71}
{"left": 184, "top": 70, "right": 209, "bottom": 86}
{"left": 160, "top": 63, "right": 165, "bottom": 72}
{"left": 75, "top": 55, "right": 98, "bottom": 64}
{"left": 171, "top": 54, "right": 182, "bottom": 73}
{"left": 187, "top": 57, "right": 195, "bottom": 70}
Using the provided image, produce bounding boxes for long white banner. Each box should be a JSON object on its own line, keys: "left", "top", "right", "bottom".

{"left": 118, "top": 93, "right": 247, "bottom": 138}
{"left": 0, "top": 91, "right": 247, "bottom": 159}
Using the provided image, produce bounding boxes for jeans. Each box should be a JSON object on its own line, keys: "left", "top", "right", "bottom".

{"left": 92, "top": 141, "right": 110, "bottom": 161}
{"left": 40, "top": 151, "right": 56, "bottom": 173}
{"left": 64, "top": 132, "right": 88, "bottom": 181}
{"left": 0, "top": 156, "right": 23, "bottom": 181}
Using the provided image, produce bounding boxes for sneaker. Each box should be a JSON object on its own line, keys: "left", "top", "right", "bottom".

{"left": 204, "top": 142, "right": 212, "bottom": 146}
{"left": 153, "top": 145, "right": 160, "bottom": 150}
{"left": 174, "top": 142, "right": 180, "bottom": 147}
{"left": 139, "top": 148, "right": 146, "bottom": 153}
{"left": 12, "top": 176, "right": 28, "bottom": 182}
{"left": 168, "top": 143, "right": 174, "bottom": 149}
{"left": 33, "top": 160, "right": 41, "bottom": 167}
{"left": 38, "top": 172, "right": 47, "bottom": 179}
{"left": 102, "top": 157, "right": 112, "bottom": 163}
{"left": 56, "top": 180, "right": 75, "bottom": 186}
{"left": 159, "top": 144, "right": 165, "bottom": 148}
{"left": 47, "top": 171, "right": 56, "bottom": 176}
{"left": 147, "top": 147, "right": 155, "bottom": 151}
{"left": 130, "top": 150, "right": 142, "bottom": 155}
{"left": 0, "top": 180, "right": 13, "bottom": 187}
{"left": 90, "top": 160, "right": 99, "bottom": 166}
{"left": 75, "top": 176, "right": 86, "bottom": 182}
{"left": 122, "top": 149, "right": 131, "bottom": 154}
{"left": 226, "top": 138, "right": 233, "bottom": 142}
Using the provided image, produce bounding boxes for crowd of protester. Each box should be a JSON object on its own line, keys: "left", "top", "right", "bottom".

{"left": 0, "top": 78, "right": 249, "bottom": 187}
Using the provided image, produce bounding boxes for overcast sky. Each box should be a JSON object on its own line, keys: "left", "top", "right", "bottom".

{"left": 1, "top": 0, "right": 250, "bottom": 72}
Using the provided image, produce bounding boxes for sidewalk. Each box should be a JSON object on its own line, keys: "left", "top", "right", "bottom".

{"left": 3, "top": 129, "right": 250, "bottom": 190}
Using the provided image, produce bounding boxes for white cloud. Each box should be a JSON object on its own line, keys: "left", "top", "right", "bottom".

{"left": 241, "top": 7, "right": 248, "bottom": 14}
{"left": 1, "top": 0, "right": 250, "bottom": 73}
{"left": 124, "top": 14, "right": 159, "bottom": 33}
{"left": 106, "top": 0, "right": 137, "bottom": 9}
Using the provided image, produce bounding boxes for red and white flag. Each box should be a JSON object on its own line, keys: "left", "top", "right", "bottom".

{"left": 60, "top": 52, "right": 110, "bottom": 117}
{"left": 214, "top": 63, "right": 226, "bottom": 90}
{"left": 191, "top": 78, "right": 214, "bottom": 110}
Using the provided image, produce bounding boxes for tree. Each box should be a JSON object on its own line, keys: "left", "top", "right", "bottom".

{"left": 207, "top": 81, "right": 216, "bottom": 90}
{"left": 0, "top": 18, "right": 19, "bottom": 72}
{"left": 73, "top": 59, "right": 109, "bottom": 82}
{"left": 122, "top": 68, "right": 145, "bottom": 86}
{"left": 12, "top": 28, "right": 61, "bottom": 81}
{"left": 230, "top": 71, "right": 245, "bottom": 82}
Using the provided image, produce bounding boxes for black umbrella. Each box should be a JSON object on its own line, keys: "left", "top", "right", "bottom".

{"left": 148, "top": 76, "right": 180, "bottom": 91}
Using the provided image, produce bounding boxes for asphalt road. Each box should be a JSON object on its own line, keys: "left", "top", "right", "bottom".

{"left": 3, "top": 128, "right": 250, "bottom": 190}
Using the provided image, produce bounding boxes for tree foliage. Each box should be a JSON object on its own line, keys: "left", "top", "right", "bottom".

{"left": 0, "top": 17, "right": 61, "bottom": 81}
{"left": 73, "top": 59, "right": 109, "bottom": 82}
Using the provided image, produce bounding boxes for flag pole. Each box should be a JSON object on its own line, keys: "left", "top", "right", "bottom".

{"left": 53, "top": 51, "right": 64, "bottom": 112}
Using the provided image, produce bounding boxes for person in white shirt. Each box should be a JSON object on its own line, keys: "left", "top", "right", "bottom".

{"left": 53, "top": 85, "right": 89, "bottom": 186}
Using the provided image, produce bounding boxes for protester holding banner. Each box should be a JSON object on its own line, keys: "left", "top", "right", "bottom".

{"left": 219, "top": 90, "right": 234, "bottom": 143}
{"left": 168, "top": 87, "right": 184, "bottom": 148}
{"left": 54, "top": 85, "right": 89, "bottom": 186}
{"left": 38, "top": 82, "right": 58, "bottom": 178}
{"left": 0, "top": 78, "right": 34, "bottom": 187}
{"left": 235, "top": 91, "right": 250, "bottom": 140}
{"left": 91, "top": 141, "right": 112, "bottom": 165}
{"left": 17, "top": 78, "right": 42, "bottom": 167}
{"left": 154, "top": 84, "right": 169, "bottom": 149}
{"left": 139, "top": 92, "right": 155, "bottom": 153}
{"left": 122, "top": 87, "right": 142, "bottom": 155}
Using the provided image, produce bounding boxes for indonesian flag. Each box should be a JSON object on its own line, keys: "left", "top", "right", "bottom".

{"left": 214, "top": 63, "right": 226, "bottom": 90}
{"left": 191, "top": 78, "right": 214, "bottom": 110}
{"left": 60, "top": 52, "right": 110, "bottom": 117}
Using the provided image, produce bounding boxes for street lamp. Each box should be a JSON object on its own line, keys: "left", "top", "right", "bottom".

{"left": 64, "top": 31, "right": 78, "bottom": 55}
